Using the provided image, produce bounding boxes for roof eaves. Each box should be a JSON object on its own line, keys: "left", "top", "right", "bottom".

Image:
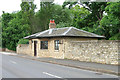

{"left": 36, "top": 35, "right": 105, "bottom": 39}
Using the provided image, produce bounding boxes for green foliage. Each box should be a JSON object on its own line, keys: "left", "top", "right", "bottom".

{"left": 2, "top": 13, "right": 14, "bottom": 48}
{"left": 35, "top": 1, "right": 55, "bottom": 31}
{"left": 53, "top": 5, "right": 72, "bottom": 28}
{"left": 56, "top": 22, "right": 72, "bottom": 28}
{"left": 17, "top": 39, "right": 29, "bottom": 44}
{"left": 100, "top": 2, "right": 120, "bottom": 40}
{"left": 0, "top": 16, "right": 2, "bottom": 48}
{"left": 63, "top": 1, "right": 120, "bottom": 40}
{"left": 35, "top": 4, "right": 72, "bottom": 31}
{"left": 1, "top": 1, "right": 36, "bottom": 51}
{"left": 62, "top": 1, "right": 78, "bottom": 9}
{"left": 63, "top": 1, "right": 107, "bottom": 21}
{"left": 109, "top": 33, "right": 120, "bottom": 40}
{"left": 52, "top": 5, "right": 72, "bottom": 24}
{"left": 63, "top": 2, "right": 107, "bottom": 30}
{"left": 20, "top": 2, "right": 36, "bottom": 34}
{"left": 2, "top": 12, "right": 30, "bottom": 51}
{"left": 71, "top": 5, "right": 90, "bottom": 29}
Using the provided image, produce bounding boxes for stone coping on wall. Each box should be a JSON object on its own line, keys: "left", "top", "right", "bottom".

{"left": 71, "top": 40, "right": 120, "bottom": 43}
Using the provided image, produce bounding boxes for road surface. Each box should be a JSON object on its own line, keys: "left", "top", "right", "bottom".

{"left": 1, "top": 52, "right": 118, "bottom": 78}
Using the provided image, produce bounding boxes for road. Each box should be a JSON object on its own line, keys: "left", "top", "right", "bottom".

{"left": 1, "top": 52, "right": 118, "bottom": 78}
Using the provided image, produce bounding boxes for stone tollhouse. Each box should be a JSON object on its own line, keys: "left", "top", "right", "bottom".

{"left": 17, "top": 20, "right": 119, "bottom": 65}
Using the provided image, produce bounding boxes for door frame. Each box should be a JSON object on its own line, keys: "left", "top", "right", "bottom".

{"left": 34, "top": 41, "right": 37, "bottom": 56}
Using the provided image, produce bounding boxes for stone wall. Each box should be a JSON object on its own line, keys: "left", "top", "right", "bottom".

{"left": 16, "top": 38, "right": 119, "bottom": 65}
{"left": 0, "top": 48, "right": 6, "bottom": 51}
{"left": 5, "top": 48, "right": 16, "bottom": 53}
{"left": 65, "top": 40, "right": 119, "bottom": 65}
{"left": 17, "top": 44, "right": 32, "bottom": 56}
{"left": 0, "top": 48, "right": 15, "bottom": 53}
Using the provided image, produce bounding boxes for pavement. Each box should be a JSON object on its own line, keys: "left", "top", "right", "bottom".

{"left": 3, "top": 52, "right": 118, "bottom": 76}
{"left": 1, "top": 52, "right": 119, "bottom": 79}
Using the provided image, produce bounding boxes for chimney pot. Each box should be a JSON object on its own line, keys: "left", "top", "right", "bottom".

{"left": 49, "top": 19, "right": 56, "bottom": 29}
{"left": 50, "top": 20, "right": 52, "bottom": 23}
{"left": 53, "top": 20, "right": 55, "bottom": 23}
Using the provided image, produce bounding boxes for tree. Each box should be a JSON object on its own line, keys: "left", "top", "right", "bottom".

{"left": 2, "top": 12, "right": 30, "bottom": 51}
{"left": 20, "top": 1, "right": 36, "bottom": 34}
{"left": 52, "top": 5, "right": 72, "bottom": 28}
{"left": 71, "top": 5, "right": 90, "bottom": 29}
{"left": 62, "top": 1, "right": 110, "bottom": 39}
{"left": 1, "top": 12, "right": 15, "bottom": 48}
{"left": 0, "top": 16, "right": 2, "bottom": 48}
{"left": 17, "top": 39, "right": 29, "bottom": 45}
{"left": 63, "top": 1, "right": 107, "bottom": 27}
{"left": 1, "top": 1, "right": 36, "bottom": 50}
{"left": 35, "top": 2, "right": 72, "bottom": 30}
{"left": 7, "top": 12, "right": 29, "bottom": 50}
{"left": 100, "top": 2, "right": 120, "bottom": 40}
{"left": 35, "top": 1, "right": 55, "bottom": 31}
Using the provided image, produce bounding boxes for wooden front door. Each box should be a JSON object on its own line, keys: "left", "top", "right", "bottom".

{"left": 34, "top": 41, "right": 37, "bottom": 56}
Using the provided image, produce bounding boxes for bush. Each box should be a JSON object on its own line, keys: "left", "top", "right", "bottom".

{"left": 17, "top": 39, "right": 29, "bottom": 44}
{"left": 109, "top": 33, "right": 120, "bottom": 40}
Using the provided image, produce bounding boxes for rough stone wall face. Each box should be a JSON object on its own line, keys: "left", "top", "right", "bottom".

{"left": 30, "top": 38, "right": 65, "bottom": 59}
{"left": 16, "top": 37, "right": 119, "bottom": 65}
{"left": 17, "top": 44, "right": 32, "bottom": 56}
{"left": 65, "top": 40, "right": 119, "bottom": 65}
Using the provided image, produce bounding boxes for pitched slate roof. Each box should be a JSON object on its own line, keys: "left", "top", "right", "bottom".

{"left": 24, "top": 27, "right": 105, "bottom": 39}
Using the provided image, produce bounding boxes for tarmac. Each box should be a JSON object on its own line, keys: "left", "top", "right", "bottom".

{"left": 14, "top": 53, "right": 119, "bottom": 76}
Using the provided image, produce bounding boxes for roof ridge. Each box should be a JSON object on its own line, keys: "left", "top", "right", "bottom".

{"left": 62, "top": 27, "right": 72, "bottom": 35}
{"left": 49, "top": 29, "right": 53, "bottom": 34}
{"left": 36, "top": 29, "right": 49, "bottom": 37}
{"left": 24, "top": 31, "right": 42, "bottom": 39}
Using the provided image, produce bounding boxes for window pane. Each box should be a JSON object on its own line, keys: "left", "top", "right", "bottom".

{"left": 55, "top": 40, "right": 59, "bottom": 50}
{"left": 41, "top": 41, "right": 48, "bottom": 49}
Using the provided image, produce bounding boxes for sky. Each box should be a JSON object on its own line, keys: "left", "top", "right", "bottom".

{"left": 0, "top": 0, "right": 65, "bottom": 16}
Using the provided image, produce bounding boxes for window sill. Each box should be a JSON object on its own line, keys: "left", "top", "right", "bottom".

{"left": 40, "top": 49, "right": 48, "bottom": 50}
{"left": 54, "top": 50, "right": 59, "bottom": 52}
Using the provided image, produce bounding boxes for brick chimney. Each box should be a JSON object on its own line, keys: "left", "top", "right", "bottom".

{"left": 49, "top": 19, "right": 56, "bottom": 29}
